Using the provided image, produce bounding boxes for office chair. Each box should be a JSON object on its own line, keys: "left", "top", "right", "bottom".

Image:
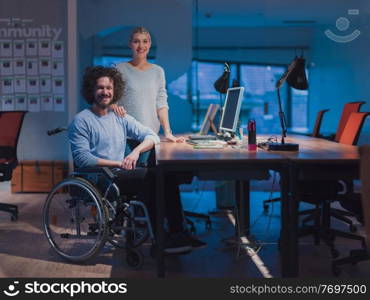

{"left": 299, "top": 103, "right": 367, "bottom": 232}
{"left": 0, "top": 111, "right": 27, "bottom": 221}
{"left": 332, "top": 145, "right": 370, "bottom": 276}
{"left": 298, "top": 112, "right": 370, "bottom": 257}
{"left": 263, "top": 108, "right": 330, "bottom": 212}
{"left": 334, "top": 101, "right": 366, "bottom": 142}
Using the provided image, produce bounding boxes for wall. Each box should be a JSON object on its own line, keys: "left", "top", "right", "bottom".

{"left": 77, "top": 0, "right": 193, "bottom": 133}
{"left": 0, "top": 0, "right": 69, "bottom": 161}
{"left": 309, "top": 14, "right": 370, "bottom": 139}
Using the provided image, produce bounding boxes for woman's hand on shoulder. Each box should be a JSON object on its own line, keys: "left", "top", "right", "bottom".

{"left": 110, "top": 104, "right": 126, "bottom": 117}
{"left": 165, "top": 132, "right": 185, "bottom": 143}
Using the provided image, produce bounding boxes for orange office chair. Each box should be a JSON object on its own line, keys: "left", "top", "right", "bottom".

{"left": 312, "top": 109, "right": 330, "bottom": 138}
{"left": 0, "top": 111, "right": 27, "bottom": 221}
{"left": 298, "top": 112, "right": 370, "bottom": 257}
{"left": 332, "top": 145, "right": 370, "bottom": 275}
{"left": 334, "top": 101, "right": 365, "bottom": 142}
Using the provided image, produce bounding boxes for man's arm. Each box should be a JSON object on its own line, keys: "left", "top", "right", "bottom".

{"left": 124, "top": 115, "right": 159, "bottom": 169}
{"left": 121, "top": 138, "right": 155, "bottom": 170}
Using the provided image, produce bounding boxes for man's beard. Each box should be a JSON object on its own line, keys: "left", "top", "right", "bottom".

{"left": 94, "top": 98, "right": 114, "bottom": 109}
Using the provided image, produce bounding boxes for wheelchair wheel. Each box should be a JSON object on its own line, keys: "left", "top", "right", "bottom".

{"left": 125, "top": 248, "right": 144, "bottom": 270}
{"left": 43, "top": 177, "right": 109, "bottom": 262}
{"left": 106, "top": 205, "right": 149, "bottom": 249}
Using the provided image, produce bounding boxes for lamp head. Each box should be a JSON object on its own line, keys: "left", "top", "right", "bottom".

{"left": 286, "top": 56, "right": 308, "bottom": 90}
{"left": 214, "top": 62, "right": 230, "bottom": 94}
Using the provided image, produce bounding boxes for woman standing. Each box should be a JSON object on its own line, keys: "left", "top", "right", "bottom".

{"left": 114, "top": 26, "right": 184, "bottom": 143}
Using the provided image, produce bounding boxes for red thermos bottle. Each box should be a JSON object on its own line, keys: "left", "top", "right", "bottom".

{"left": 248, "top": 119, "right": 256, "bottom": 151}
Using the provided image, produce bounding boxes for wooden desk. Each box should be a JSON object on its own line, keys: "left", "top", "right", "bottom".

{"left": 279, "top": 135, "right": 359, "bottom": 277}
{"left": 155, "top": 134, "right": 359, "bottom": 277}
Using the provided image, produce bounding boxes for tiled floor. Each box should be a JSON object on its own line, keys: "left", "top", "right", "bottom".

{"left": 1, "top": 180, "right": 369, "bottom": 278}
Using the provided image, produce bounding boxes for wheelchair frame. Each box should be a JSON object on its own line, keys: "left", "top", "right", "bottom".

{"left": 42, "top": 167, "right": 154, "bottom": 269}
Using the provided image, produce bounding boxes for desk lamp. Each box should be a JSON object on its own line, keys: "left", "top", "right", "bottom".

{"left": 268, "top": 55, "right": 308, "bottom": 151}
{"left": 214, "top": 62, "right": 230, "bottom": 107}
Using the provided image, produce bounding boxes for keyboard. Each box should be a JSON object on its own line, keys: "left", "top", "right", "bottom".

{"left": 193, "top": 144, "right": 224, "bottom": 149}
{"left": 188, "top": 134, "right": 217, "bottom": 140}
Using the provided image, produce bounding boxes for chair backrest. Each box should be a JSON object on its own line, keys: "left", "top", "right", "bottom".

{"left": 335, "top": 101, "right": 365, "bottom": 142}
{"left": 312, "top": 109, "right": 329, "bottom": 137}
{"left": 359, "top": 145, "right": 370, "bottom": 252}
{"left": 338, "top": 112, "right": 370, "bottom": 145}
{"left": 0, "top": 111, "right": 27, "bottom": 162}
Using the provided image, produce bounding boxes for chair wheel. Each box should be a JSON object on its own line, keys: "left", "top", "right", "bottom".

{"left": 126, "top": 249, "right": 144, "bottom": 270}
{"left": 332, "top": 264, "right": 341, "bottom": 276}
{"left": 150, "top": 244, "right": 157, "bottom": 258}
{"left": 331, "top": 248, "right": 340, "bottom": 258}
{"left": 349, "top": 224, "right": 357, "bottom": 233}
{"left": 205, "top": 220, "right": 211, "bottom": 230}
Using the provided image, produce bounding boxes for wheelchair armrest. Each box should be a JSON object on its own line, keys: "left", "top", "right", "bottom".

{"left": 0, "top": 146, "right": 16, "bottom": 159}
{"left": 73, "top": 167, "right": 117, "bottom": 181}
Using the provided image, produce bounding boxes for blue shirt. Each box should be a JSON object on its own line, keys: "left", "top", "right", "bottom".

{"left": 68, "top": 109, "right": 160, "bottom": 168}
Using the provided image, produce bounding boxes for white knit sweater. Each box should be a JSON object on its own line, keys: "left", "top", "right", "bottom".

{"left": 116, "top": 62, "right": 169, "bottom": 133}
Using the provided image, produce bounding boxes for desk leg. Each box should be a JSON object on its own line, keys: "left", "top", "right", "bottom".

{"left": 279, "top": 165, "right": 294, "bottom": 277}
{"left": 289, "top": 163, "right": 299, "bottom": 277}
{"left": 235, "top": 180, "right": 250, "bottom": 236}
{"left": 156, "top": 165, "right": 165, "bottom": 277}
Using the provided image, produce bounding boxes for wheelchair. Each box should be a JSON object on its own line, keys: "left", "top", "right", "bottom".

{"left": 42, "top": 166, "right": 154, "bottom": 269}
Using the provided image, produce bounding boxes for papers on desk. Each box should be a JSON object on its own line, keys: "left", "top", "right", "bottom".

{"left": 187, "top": 139, "right": 226, "bottom": 149}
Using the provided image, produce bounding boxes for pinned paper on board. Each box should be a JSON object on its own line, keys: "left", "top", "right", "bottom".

{"left": 26, "top": 58, "right": 38, "bottom": 75}
{"left": 1, "top": 40, "right": 12, "bottom": 57}
{"left": 14, "top": 77, "right": 26, "bottom": 93}
{"left": 52, "top": 77, "right": 64, "bottom": 94}
{"left": 2, "top": 95, "right": 14, "bottom": 111}
{"left": 14, "top": 58, "right": 26, "bottom": 74}
{"left": 52, "top": 41, "right": 64, "bottom": 58}
{"left": 39, "top": 57, "right": 51, "bottom": 74}
{"left": 0, "top": 59, "right": 13, "bottom": 75}
{"left": 26, "top": 39, "right": 38, "bottom": 56}
{"left": 40, "top": 76, "right": 52, "bottom": 93}
{"left": 27, "top": 76, "right": 39, "bottom": 93}
{"left": 1, "top": 77, "right": 14, "bottom": 94}
{"left": 39, "top": 39, "right": 51, "bottom": 56}
{"left": 27, "top": 95, "right": 40, "bottom": 112}
{"left": 52, "top": 59, "right": 64, "bottom": 76}
{"left": 53, "top": 94, "right": 65, "bottom": 112}
{"left": 41, "top": 94, "right": 53, "bottom": 111}
{"left": 13, "top": 40, "right": 25, "bottom": 57}
{"left": 15, "top": 94, "right": 27, "bottom": 110}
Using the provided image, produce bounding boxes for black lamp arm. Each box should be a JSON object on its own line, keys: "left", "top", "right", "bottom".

{"left": 277, "top": 88, "right": 287, "bottom": 144}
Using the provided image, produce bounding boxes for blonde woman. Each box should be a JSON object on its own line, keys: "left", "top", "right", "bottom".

{"left": 113, "top": 26, "right": 184, "bottom": 143}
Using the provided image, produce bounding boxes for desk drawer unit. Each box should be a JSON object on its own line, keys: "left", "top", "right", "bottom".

{"left": 11, "top": 160, "right": 68, "bottom": 193}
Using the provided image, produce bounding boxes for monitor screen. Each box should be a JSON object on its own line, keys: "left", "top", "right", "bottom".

{"left": 219, "top": 87, "right": 244, "bottom": 132}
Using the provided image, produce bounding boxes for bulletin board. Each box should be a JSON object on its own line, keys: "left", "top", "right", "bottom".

{"left": 0, "top": 17, "right": 66, "bottom": 112}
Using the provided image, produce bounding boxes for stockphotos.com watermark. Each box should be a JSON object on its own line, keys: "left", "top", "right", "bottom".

{"left": 2, "top": 280, "right": 127, "bottom": 297}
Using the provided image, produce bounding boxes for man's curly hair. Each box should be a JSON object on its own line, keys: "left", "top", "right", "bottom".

{"left": 81, "top": 66, "right": 125, "bottom": 105}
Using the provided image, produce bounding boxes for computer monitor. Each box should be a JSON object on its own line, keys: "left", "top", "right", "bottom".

{"left": 219, "top": 87, "right": 244, "bottom": 133}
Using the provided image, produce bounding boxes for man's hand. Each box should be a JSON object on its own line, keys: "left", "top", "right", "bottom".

{"left": 165, "top": 132, "right": 185, "bottom": 143}
{"left": 120, "top": 151, "right": 139, "bottom": 170}
{"left": 110, "top": 104, "right": 126, "bottom": 117}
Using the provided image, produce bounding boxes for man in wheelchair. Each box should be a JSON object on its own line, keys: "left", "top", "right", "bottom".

{"left": 68, "top": 66, "right": 206, "bottom": 254}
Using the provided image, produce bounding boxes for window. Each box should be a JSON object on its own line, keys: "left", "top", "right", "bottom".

{"left": 94, "top": 56, "right": 309, "bottom": 133}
